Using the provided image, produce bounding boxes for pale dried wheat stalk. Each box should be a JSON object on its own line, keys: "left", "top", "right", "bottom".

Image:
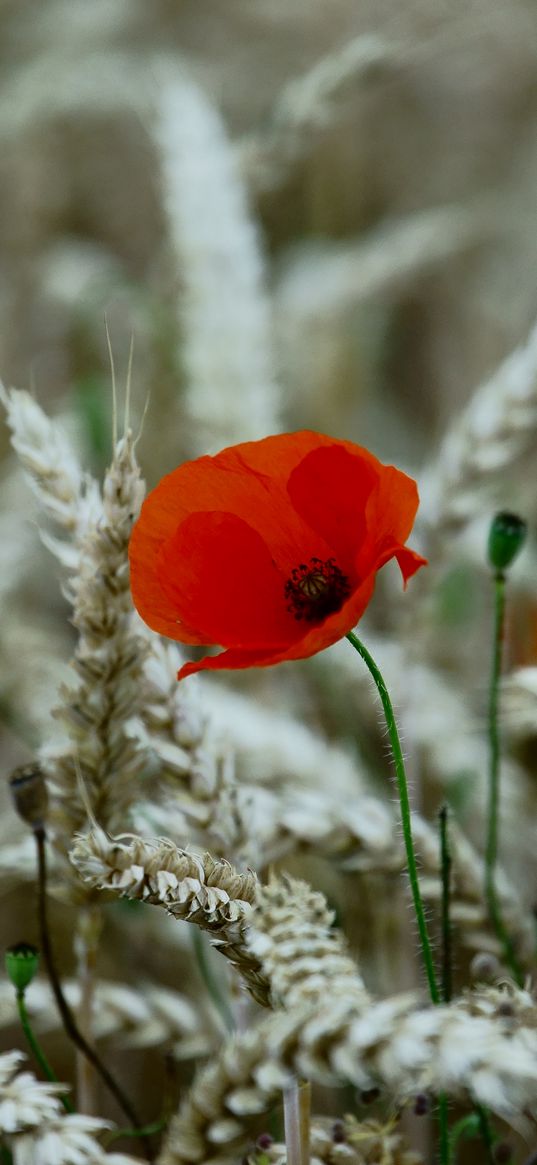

{"left": 240, "top": 34, "right": 395, "bottom": 193}
{"left": 0, "top": 385, "right": 101, "bottom": 560}
{"left": 41, "top": 430, "right": 151, "bottom": 850}
{"left": 69, "top": 768, "right": 534, "bottom": 988}
{"left": 419, "top": 318, "right": 537, "bottom": 545}
{"left": 244, "top": 787, "right": 535, "bottom": 970}
{"left": 70, "top": 827, "right": 267, "bottom": 1006}
{"left": 275, "top": 205, "right": 490, "bottom": 330}
{"left": 158, "top": 875, "right": 537, "bottom": 1165}
{"left": 128, "top": 634, "right": 246, "bottom": 861}
{"left": 0, "top": 977, "right": 215, "bottom": 1058}
{"left": 154, "top": 71, "right": 280, "bottom": 452}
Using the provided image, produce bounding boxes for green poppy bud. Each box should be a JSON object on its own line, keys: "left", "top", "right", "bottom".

{"left": 487, "top": 512, "right": 527, "bottom": 573}
{"left": 5, "top": 943, "right": 39, "bottom": 992}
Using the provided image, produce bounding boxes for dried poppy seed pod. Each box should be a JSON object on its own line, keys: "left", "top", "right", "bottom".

{"left": 5, "top": 942, "right": 39, "bottom": 992}
{"left": 487, "top": 511, "right": 527, "bottom": 574}
{"left": 8, "top": 763, "right": 48, "bottom": 834}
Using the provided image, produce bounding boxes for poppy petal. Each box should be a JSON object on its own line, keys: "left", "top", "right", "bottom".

{"left": 393, "top": 544, "right": 428, "bottom": 585}
{"left": 286, "top": 444, "right": 380, "bottom": 571}
{"left": 157, "top": 510, "right": 301, "bottom": 647}
{"left": 177, "top": 572, "right": 377, "bottom": 678}
{"left": 129, "top": 430, "right": 427, "bottom": 676}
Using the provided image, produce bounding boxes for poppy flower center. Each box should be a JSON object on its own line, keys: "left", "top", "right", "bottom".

{"left": 284, "top": 557, "right": 351, "bottom": 622}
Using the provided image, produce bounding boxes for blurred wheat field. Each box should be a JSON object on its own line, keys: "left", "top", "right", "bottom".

{"left": 1, "top": 3, "right": 537, "bottom": 1164}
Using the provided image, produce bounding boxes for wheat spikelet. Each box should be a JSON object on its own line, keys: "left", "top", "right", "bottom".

{"left": 128, "top": 634, "right": 246, "bottom": 860}
{"left": 41, "top": 432, "right": 151, "bottom": 853}
{"left": 419, "top": 319, "right": 537, "bottom": 545}
{"left": 70, "top": 827, "right": 268, "bottom": 1005}
{"left": 0, "top": 977, "right": 215, "bottom": 1058}
{"left": 240, "top": 34, "right": 395, "bottom": 193}
{"left": 158, "top": 874, "right": 537, "bottom": 1164}
{"left": 0, "top": 385, "right": 100, "bottom": 556}
{"left": 154, "top": 71, "right": 280, "bottom": 452}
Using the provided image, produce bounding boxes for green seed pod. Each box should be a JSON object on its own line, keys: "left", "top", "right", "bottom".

{"left": 487, "top": 512, "right": 527, "bottom": 573}
{"left": 5, "top": 943, "right": 39, "bottom": 992}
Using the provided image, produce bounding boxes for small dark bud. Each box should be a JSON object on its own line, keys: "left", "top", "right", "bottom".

{"left": 487, "top": 512, "right": 527, "bottom": 573}
{"left": 493, "top": 1141, "right": 512, "bottom": 1164}
{"left": 256, "top": 1135, "right": 273, "bottom": 1151}
{"left": 8, "top": 763, "right": 48, "bottom": 833}
{"left": 332, "top": 1120, "right": 346, "bottom": 1143}
{"left": 413, "top": 1093, "right": 430, "bottom": 1116}
{"left": 5, "top": 943, "right": 39, "bottom": 992}
{"left": 360, "top": 1087, "right": 380, "bottom": 1104}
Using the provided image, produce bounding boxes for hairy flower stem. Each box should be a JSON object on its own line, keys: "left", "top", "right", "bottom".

{"left": 16, "top": 988, "right": 73, "bottom": 1113}
{"left": 346, "top": 633, "right": 439, "bottom": 1002}
{"left": 485, "top": 574, "right": 523, "bottom": 985}
{"left": 346, "top": 632, "right": 449, "bottom": 1164}
{"left": 439, "top": 806, "right": 452, "bottom": 1005}
{"left": 283, "top": 1079, "right": 310, "bottom": 1165}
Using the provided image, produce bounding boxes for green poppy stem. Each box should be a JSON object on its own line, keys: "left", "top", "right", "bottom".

{"left": 485, "top": 574, "right": 523, "bottom": 986}
{"left": 346, "top": 632, "right": 450, "bottom": 1164}
{"left": 439, "top": 806, "right": 452, "bottom": 1006}
{"left": 346, "top": 632, "right": 439, "bottom": 1003}
{"left": 16, "top": 987, "right": 74, "bottom": 1113}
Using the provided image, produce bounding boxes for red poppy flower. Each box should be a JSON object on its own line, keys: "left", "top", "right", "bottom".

{"left": 129, "top": 431, "right": 426, "bottom": 679}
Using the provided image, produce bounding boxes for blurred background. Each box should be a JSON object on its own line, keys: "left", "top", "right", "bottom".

{"left": 1, "top": 0, "right": 537, "bottom": 464}
{"left": 1, "top": 1, "right": 537, "bottom": 1157}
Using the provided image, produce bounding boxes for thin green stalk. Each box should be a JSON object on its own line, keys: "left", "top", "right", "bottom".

{"left": 485, "top": 574, "right": 523, "bottom": 986}
{"left": 476, "top": 1105, "right": 497, "bottom": 1165}
{"left": 0, "top": 1138, "right": 13, "bottom": 1165}
{"left": 439, "top": 806, "right": 452, "bottom": 1005}
{"left": 104, "top": 1119, "right": 167, "bottom": 1146}
{"left": 16, "top": 988, "right": 74, "bottom": 1113}
{"left": 438, "top": 807, "right": 451, "bottom": 1165}
{"left": 346, "top": 632, "right": 439, "bottom": 1003}
{"left": 346, "top": 632, "right": 450, "bottom": 1165}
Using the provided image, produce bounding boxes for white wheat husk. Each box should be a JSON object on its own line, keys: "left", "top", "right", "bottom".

{"left": 154, "top": 71, "right": 280, "bottom": 451}
{"left": 0, "top": 977, "right": 214, "bottom": 1058}
{"left": 2, "top": 388, "right": 154, "bottom": 856}
{"left": 320, "top": 634, "right": 537, "bottom": 894}
{"left": 158, "top": 875, "right": 537, "bottom": 1164}
{"left": 240, "top": 34, "right": 395, "bottom": 193}
{"left": 276, "top": 205, "right": 489, "bottom": 328}
{"left": 40, "top": 430, "right": 151, "bottom": 849}
{"left": 419, "top": 318, "right": 537, "bottom": 543}
{"left": 128, "top": 633, "right": 371, "bottom": 868}
{"left": 502, "top": 666, "right": 537, "bottom": 741}
{"left": 128, "top": 633, "right": 246, "bottom": 861}
{"left": 0, "top": 1055, "right": 139, "bottom": 1160}
{"left": 0, "top": 385, "right": 101, "bottom": 553}
{"left": 70, "top": 826, "right": 268, "bottom": 1006}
